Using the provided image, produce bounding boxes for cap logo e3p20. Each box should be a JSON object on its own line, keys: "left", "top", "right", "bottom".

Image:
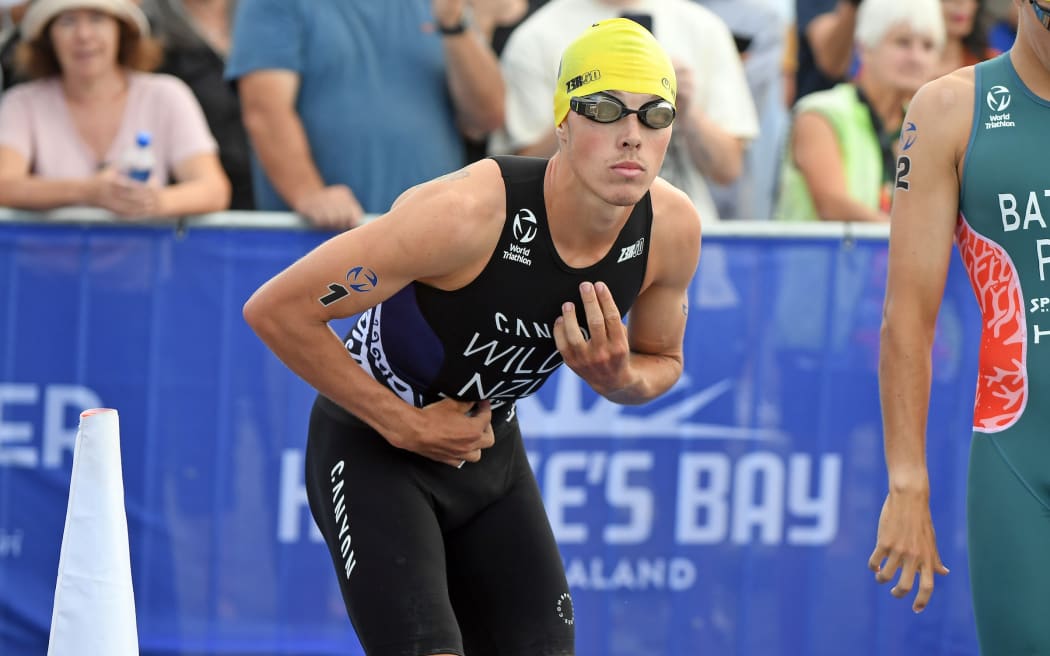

{"left": 565, "top": 69, "right": 601, "bottom": 94}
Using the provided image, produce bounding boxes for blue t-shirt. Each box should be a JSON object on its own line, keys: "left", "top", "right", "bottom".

{"left": 225, "top": 0, "right": 467, "bottom": 213}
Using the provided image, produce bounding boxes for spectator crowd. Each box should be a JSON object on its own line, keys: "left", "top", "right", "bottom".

{"left": 0, "top": 0, "right": 1015, "bottom": 223}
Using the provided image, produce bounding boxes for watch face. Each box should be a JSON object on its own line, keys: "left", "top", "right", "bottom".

{"left": 439, "top": 18, "right": 467, "bottom": 34}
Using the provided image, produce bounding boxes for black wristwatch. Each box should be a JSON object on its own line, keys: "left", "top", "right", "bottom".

{"left": 438, "top": 17, "right": 468, "bottom": 36}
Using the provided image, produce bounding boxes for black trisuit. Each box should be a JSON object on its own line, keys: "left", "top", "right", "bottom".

{"left": 305, "top": 156, "right": 653, "bottom": 656}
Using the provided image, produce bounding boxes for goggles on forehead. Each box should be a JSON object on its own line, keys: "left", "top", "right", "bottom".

{"left": 568, "top": 93, "right": 676, "bottom": 129}
{"left": 1032, "top": 0, "right": 1050, "bottom": 30}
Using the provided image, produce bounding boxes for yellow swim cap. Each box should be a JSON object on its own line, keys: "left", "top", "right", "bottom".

{"left": 553, "top": 17, "right": 677, "bottom": 127}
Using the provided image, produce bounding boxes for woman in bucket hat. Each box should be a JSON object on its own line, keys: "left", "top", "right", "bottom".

{"left": 0, "top": 0, "right": 229, "bottom": 218}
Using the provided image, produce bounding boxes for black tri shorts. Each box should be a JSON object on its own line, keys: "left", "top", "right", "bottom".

{"left": 305, "top": 395, "right": 575, "bottom": 656}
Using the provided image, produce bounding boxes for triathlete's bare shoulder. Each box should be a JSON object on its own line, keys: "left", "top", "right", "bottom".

{"left": 645, "top": 177, "right": 702, "bottom": 290}
{"left": 375, "top": 158, "right": 508, "bottom": 288}
{"left": 906, "top": 67, "right": 977, "bottom": 165}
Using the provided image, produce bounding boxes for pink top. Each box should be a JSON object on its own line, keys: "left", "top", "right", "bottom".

{"left": 0, "top": 71, "right": 218, "bottom": 183}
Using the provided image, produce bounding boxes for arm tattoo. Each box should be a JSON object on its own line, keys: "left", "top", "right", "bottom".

{"left": 318, "top": 266, "right": 379, "bottom": 306}
{"left": 319, "top": 283, "right": 350, "bottom": 306}
{"left": 895, "top": 122, "right": 917, "bottom": 191}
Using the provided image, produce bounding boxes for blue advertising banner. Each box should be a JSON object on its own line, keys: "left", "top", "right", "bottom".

{"left": 0, "top": 219, "right": 980, "bottom": 655}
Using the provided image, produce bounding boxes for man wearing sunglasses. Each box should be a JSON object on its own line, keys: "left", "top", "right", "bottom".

{"left": 244, "top": 18, "right": 700, "bottom": 656}
{"left": 871, "top": 1, "right": 1050, "bottom": 652}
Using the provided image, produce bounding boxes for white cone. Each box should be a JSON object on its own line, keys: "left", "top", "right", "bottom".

{"left": 47, "top": 408, "right": 138, "bottom": 656}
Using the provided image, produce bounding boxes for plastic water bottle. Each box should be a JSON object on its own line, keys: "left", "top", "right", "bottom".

{"left": 122, "top": 131, "right": 154, "bottom": 183}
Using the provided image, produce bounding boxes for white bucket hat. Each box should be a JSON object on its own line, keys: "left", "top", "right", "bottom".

{"left": 21, "top": 0, "right": 150, "bottom": 41}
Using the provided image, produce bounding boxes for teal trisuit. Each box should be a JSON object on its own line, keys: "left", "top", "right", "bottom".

{"left": 956, "top": 54, "right": 1050, "bottom": 654}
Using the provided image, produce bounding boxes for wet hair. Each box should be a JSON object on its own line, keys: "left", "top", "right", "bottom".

{"left": 855, "top": 0, "right": 947, "bottom": 52}
{"left": 14, "top": 14, "right": 162, "bottom": 79}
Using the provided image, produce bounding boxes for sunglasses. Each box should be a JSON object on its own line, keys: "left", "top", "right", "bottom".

{"left": 1032, "top": 0, "right": 1050, "bottom": 30}
{"left": 569, "top": 94, "right": 676, "bottom": 129}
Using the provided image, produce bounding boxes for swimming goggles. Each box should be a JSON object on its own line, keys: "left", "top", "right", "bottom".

{"left": 569, "top": 93, "right": 676, "bottom": 129}
{"left": 1031, "top": 0, "right": 1050, "bottom": 30}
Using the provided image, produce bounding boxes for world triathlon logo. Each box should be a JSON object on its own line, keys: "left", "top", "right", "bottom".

{"left": 318, "top": 265, "right": 379, "bottom": 306}
{"left": 984, "top": 85, "right": 1015, "bottom": 130}
{"left": 512, "top": 209, "right": 538, "bottom": 244}
{"left": 901, "top": 122, "right": 917, "bottom": 151}
{"left": 986, "top": 85, "right": 1011, "bottom": 112}
{"left": 346, "top": 266, "right": 378, "bottom": 292}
